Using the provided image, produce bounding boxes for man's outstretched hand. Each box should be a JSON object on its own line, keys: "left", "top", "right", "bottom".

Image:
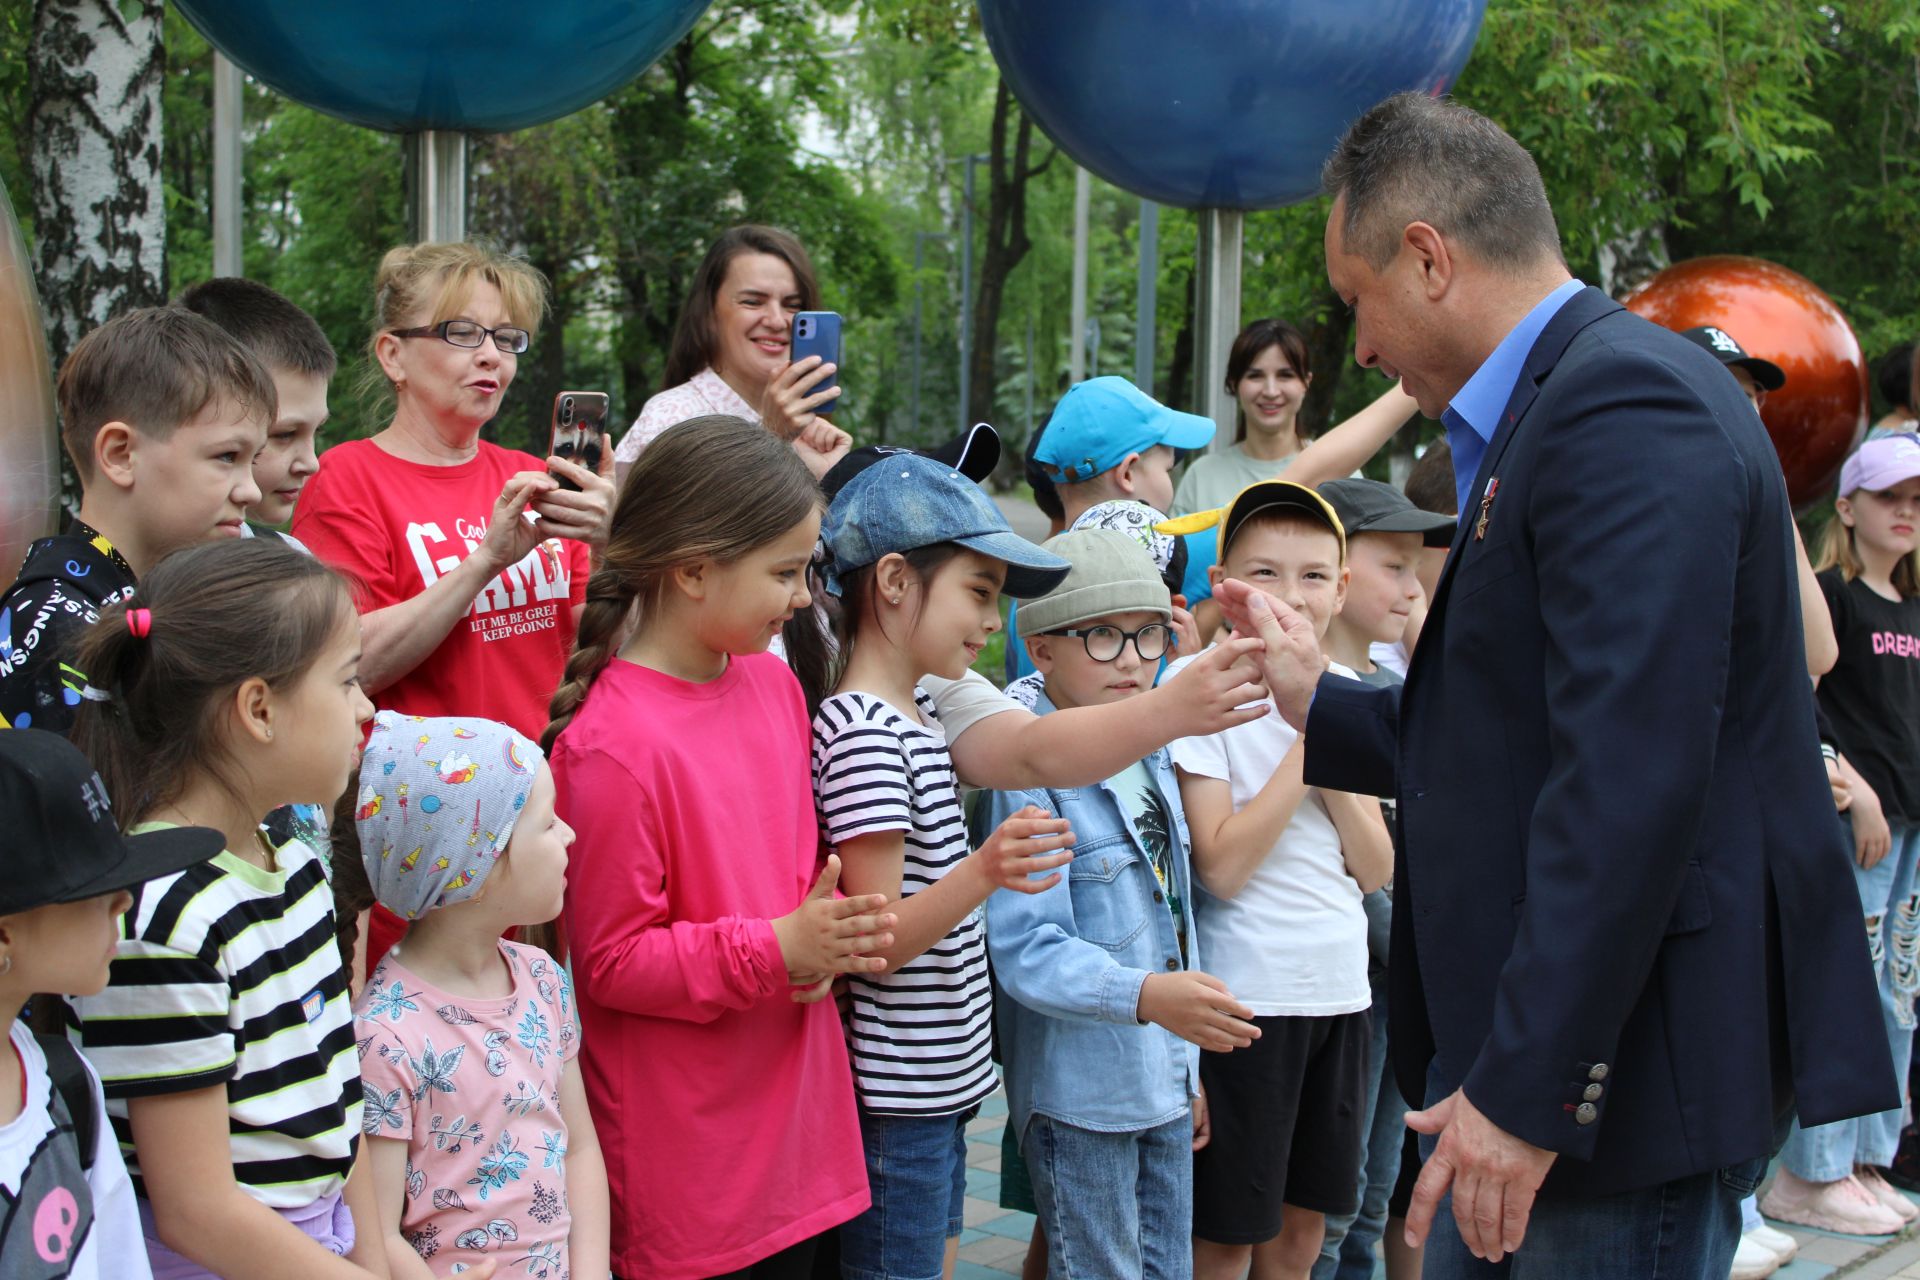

{"left": 1212, "top": 579, "right": 1325, "bottom": 732}
{"left": 1404, "top": 1089, "right": 1557, "bottom": 1263}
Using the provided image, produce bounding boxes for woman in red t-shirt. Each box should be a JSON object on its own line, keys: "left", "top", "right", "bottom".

{"left": 295, "top": 241, "right": 613, "bottom": 968}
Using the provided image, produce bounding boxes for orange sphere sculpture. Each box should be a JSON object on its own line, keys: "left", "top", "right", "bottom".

{"left": 1623, "top": 255, "right": 1867, "bottom": 507}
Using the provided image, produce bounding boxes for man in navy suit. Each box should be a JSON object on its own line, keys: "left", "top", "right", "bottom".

{"left": 1223, "top": 93, "right": 1895, "bottom": 1278}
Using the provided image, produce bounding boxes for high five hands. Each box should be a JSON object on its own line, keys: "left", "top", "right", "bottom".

{"left": 1210, "top": 579, "right": 1326, "bottom": 731}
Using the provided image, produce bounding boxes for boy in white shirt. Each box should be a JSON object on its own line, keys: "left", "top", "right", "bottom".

{"left": 1161, "top": 480, "right": 1394, "bottom": 1280}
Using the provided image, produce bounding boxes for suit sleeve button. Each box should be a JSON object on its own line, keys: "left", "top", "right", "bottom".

{"left": 1589, "top": 1063, "right": 1609, "bottom": 1082}
{"left": 1575, "top": 1102, "right": 1598, "bottom": 1125}
{"left": 1583, "top": 1084, "right": 1603, "bottom": 1102}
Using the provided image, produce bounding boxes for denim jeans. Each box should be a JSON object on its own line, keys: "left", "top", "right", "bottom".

{"left": 838, "top": 1107, "right": 975, "bottom": 1280}
{"left": 1026, "top": 1113, "right": 1193, "bottom": 1280}
{"left": 1314, "top": 978, "right": 1406, "bottom": 1280}
{"left": 1783, "top": 818, "right": 1920, "bottom": 1181}
{"left": 1416, "top": 1160, "right": 1759, "bottom": 1280}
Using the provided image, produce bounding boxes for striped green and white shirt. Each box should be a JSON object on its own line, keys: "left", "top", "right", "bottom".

{"left": 69, "top": 829, "right": 360, "bottom": 1207}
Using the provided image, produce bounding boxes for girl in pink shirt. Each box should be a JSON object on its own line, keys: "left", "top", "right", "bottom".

{"left": 543, "top": 415, "right": 897, "bottom": 1279}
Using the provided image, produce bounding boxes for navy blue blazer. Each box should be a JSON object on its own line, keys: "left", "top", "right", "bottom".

{"left": 1305, "top": 287, "right": 1895, "bottom": 1198}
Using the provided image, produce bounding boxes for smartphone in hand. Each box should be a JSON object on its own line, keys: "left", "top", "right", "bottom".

{"left": 791, "top": 312, "right": 842, "bottom": 414}
{"left": 548, "top": 391, "right": 610, "bottom": 491}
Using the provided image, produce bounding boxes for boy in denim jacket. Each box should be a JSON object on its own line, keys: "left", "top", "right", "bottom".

{"left": 985, "top": 528, "right": 1259, "bottom": 1280}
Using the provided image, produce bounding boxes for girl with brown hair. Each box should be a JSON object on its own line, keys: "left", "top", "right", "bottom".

{"left": 610, "top": 225, "right": 850, "bottom": 485}
{"left": 545, "top": 416, "right": 892, "bottom": 1279}
{"left": 63, "top": 539, "right": 381, "bottom": 1280}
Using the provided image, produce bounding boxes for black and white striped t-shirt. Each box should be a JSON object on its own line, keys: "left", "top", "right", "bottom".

{"left": 68, "top": 831, "right": 360, "bottom": 1207}
{"left": 813, "top": 689, "right": 997, "bottom": 1116}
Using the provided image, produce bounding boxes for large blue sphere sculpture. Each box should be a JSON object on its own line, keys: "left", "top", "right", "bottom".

{"left": 173, "top": 0, "right": 712, "bottom": 134}
{"left": 978, "top": 0, "right": 1486, "bottom": 210}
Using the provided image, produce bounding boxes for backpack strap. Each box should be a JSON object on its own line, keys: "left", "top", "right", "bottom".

{"left": 34, "top": 1034, "right": 97, "bottom": 1172}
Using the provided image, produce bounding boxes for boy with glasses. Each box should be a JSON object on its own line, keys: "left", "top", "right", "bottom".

{"left": 984, "top": 528, "right": 1260, "bottom": 1280}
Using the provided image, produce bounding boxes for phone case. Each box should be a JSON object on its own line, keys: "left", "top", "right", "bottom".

{"left": 790, "top": 311, "right": 842, "bottom": 413}
{"left": 549, "top": 391, "right": 610, "bottom": 490}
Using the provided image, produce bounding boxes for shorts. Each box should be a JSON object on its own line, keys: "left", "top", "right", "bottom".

{"left": 837, "top": 1105, "right": 976, "bottom": 1280}
{"left": 1192, "top": 1009, "right": 1371, "bottom": 1244}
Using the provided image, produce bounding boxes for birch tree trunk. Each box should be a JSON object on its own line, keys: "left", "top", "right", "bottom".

{"left": 28, "top": 0, "right": 166, "bottom": 373}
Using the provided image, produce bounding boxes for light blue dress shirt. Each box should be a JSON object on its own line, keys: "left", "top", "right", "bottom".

{"left": 1442, "top": 278, "right": 1587, "bottom": 516}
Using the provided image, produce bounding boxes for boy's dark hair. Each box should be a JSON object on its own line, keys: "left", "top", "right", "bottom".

{"left": 70, "top": 540, "right": 354, "bottom": 826}
{"left": 1404, "top": 439, "right": 1457, "bottom": 516}
{"left": 1225, "top": 318, "right": 1313, "bottom": 444}
{"left": 177, "top": 277, "right": 338, "bottom": 380}
{"left": 1874, "top": 343, "right": 1913, "bottom": 414}
{"left": 56, "top": 306, "right": 278, "bottom": 482}
{"left": 1024, "top": 413, "right": 1064, "bottom": 524}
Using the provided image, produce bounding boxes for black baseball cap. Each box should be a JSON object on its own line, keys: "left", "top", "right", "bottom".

{"left": 1679, "top": 326, "right": 1786, "bottom": 392}
{"left": 1318, "top": 478, "right": 1457, "bottom": 549}
{"left": 0, "top": 730, "right": 223, "bottom": 915}
{"left": 821, "top": 422, "right": 1002, "bottom": 501}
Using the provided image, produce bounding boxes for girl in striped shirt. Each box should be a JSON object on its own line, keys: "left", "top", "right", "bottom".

{"left": 796, "top": 454, "right": 1077, "bottom": 1280}
{"left": 66, "top": 540, "right": 382, "bottom": 1280}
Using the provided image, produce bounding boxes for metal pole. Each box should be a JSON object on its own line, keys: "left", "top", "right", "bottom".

{"left": 1069, "top": 166, "right": 1091, "bottom": 383}
{"left": 912, "top": 234, "right": 925, "bottom": 435}
{"left": 1025, "top": 310, "right": 1036, "bottom": 438}
{"left": 407, "top": 131, "right": 469, "bottom": 243}
{"left": 1135, "top": 199, "right": 1158, "bottom": 392}
{"left": 1193, "top": 207, "right": 1244, "bottom": 446}
{"left": 958, "top": 154, "right": 986, "bottom": 431}
{"left": 212, "top": 53, "right": 243, "bottom": 278}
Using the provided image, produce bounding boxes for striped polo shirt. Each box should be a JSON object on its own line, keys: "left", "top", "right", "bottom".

{"left": 68, "top": 830, "right": 360, "bottom": 1207}
{"left": 812, "top": 689, "right": 997, "bottom": 1116}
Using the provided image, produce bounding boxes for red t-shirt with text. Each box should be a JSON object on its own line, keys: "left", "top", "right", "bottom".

{"left": 296, "top": 438, "right": 590, "bottom": 742}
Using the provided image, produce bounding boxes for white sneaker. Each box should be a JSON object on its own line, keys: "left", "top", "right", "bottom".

{"left": 1858, "top": 1166, "right": 1920, "bottom": 1222}
{"left": 1730, "top": 1235, "right": 1780, "bottom": 1280}
{"left": 1745, "top": 1221, "right": 1798, "bottom": 1263}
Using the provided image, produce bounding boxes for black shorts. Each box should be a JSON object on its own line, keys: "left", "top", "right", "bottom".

{"left": 1388, "top": 1124, "right": 1422, "bottom": 1221}
{"left": 1193, "top": 1009, "right": 1372, "bottom": 1244}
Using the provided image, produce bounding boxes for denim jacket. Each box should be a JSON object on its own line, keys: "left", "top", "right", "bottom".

{"left": 983, "top": 690, "right": 1201, "bottom": 1136}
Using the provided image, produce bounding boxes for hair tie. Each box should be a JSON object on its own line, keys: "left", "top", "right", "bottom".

{"left": 125, "top": 608, "right": 152, "bottom": 639}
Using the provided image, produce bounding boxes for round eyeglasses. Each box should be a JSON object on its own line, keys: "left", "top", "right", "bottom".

{"left": 391, "top": 319, "right": 532, "bottom": 355}
{"left": 1044, "top": 622, "right": 1173, "bottom": 663}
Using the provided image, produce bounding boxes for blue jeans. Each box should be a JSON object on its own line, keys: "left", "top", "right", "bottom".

{"left": 1783, "top": 818, "right": 1920, "bottom": 1181}
{"left": 1027, "top": 1113, "right": 1193, "bottom": 1280}
{"left": 1315, "top": 982, "right": 1405, "bottom": 1280}
{"left": 1416, "top": 1161, "right": 1760, "bottom": 1280}
{"left": 839, "top": 1106, "right": 974, "bottom": 1280}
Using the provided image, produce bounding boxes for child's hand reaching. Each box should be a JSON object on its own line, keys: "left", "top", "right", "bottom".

{"left": 772, "top": 855, "right": 897, "bottom": 986}
{"left": 968, "top": 806, "right": 1075, "bottom": 894}
{"left": 1136, "top": 970, "right": 1261, "bottom": 1052}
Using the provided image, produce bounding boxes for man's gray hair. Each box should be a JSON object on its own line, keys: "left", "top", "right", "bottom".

{"left": 1322, "top": 92, "right": 1564, "bottom": 273}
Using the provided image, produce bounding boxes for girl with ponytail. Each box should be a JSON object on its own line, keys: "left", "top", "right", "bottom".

{"left": 545, "top": 415, "right": 895, "bottom": 1279}
{"left": 63, "top": 539, "right": 383, "bottom": 1280}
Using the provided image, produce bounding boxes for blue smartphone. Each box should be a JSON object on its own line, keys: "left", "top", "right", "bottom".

{"left": 790, "top": 311, "right": 842, "bottom": 414}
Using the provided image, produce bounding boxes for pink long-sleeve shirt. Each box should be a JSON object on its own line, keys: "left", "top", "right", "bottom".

{"left": 550, "top": 654, "right": 868, "bottom": 1279}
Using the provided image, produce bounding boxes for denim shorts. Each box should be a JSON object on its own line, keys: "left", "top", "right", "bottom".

{"left": 837, "top": 1105, "right": 976, "bottom": 1280}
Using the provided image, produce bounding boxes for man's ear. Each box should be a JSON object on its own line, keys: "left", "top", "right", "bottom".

{"left": 1403, "top": 220, "right": 1454, "bottom": 302}
{"left": 94, "top": 422, "right": 139, "bottom": 492}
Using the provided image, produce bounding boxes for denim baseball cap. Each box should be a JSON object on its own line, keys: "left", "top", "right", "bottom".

{"left": 1033, "top": 376, "right": 1216, "bottom": 483}
{"left": 825, "top": 452, "right": 1071, "bottom": 599}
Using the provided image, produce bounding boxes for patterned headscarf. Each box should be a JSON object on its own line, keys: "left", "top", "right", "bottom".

{"left": 1067, "top": 500, "right": 1185, "bottom": 593}
{"left": 355, "top": 711, "right": 542, "bottom": 921}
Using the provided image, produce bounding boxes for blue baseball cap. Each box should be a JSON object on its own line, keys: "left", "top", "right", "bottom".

{"left": 1034, "top": 376, "right": 1217, "bottom": 483}
{"left": 825, "top": 453, "right": 1071, "bottom": 599}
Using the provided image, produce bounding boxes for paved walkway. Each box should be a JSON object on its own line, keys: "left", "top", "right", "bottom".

{"left": 954, "top": 1093, "right": 1920, "bottom": 1279}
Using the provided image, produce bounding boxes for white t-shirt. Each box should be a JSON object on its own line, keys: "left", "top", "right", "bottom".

{"left": 1165, "top": 649, "right": 1371, "bottom": 1017}
{"left": 812, "top": 688, "right": 998, "bottom": 1116}
{"left": 1369, "top": 640, "right": 1409, "bottom": 679}
{"left": 0, "top": 1022, "right": 150, "bottom": 1280}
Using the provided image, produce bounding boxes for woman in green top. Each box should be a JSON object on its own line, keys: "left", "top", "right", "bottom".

{"left": 1172, "top": 317, "right": 1421, "bottom": 517}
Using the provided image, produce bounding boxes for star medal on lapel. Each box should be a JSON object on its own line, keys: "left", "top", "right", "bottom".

{"left": 1475, "top": 477, "right": 1500, "bottom": 541}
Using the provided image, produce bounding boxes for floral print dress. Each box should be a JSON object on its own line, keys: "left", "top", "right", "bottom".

{"left": 355, "top": 940, "right": 580, "bottom": 1278}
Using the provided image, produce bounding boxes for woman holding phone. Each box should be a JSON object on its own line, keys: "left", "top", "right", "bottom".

{"left": 294, "top": 241, "right": 615, "bottom": 969}
{"left": 611, "top": 224, "right": 849, "bottom": 485}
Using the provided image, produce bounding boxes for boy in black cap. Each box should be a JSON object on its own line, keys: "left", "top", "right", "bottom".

{"left": 1679, "top": 326, "right": 1785, "bottom": 414}
{"left": 1316, "top": 478, "right": 1454, "bottom": 689}
{"left": 0, "top": 730, "right": 222, "bottom": 1280}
